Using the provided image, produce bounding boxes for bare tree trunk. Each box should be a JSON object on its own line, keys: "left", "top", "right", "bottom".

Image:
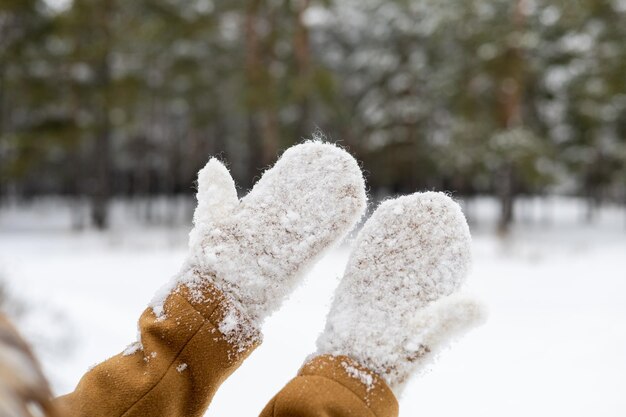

{"left": 0, "top": 64, "right": 5, "bottom": 204}
{"left": 496, "top": 163, "right": 516, "bottom": 234}
{"left": 293, "top": 0, "right": 312, "bottom": 141}
{"left": 246, "top": 114, "right": 261, "bottom": 187}
{"left": 496, "top": 0, "right": 527, "bottom": 234}
{"left": 0, "top": 64, "right": 4, "bottom": 138}
{"left": 90, "top": 0, "right": 113, "bottom": 229}
{"left": 244, "top": 0, "right": 282, "bottom": 177}
{"left": 244, "top": 0, "right": 263, "bottom": 186}
{"left": 213, "top": 109, "right": 229, "bottom": 162}
{"left": 91, "top": 64, "right": 111, "bottom": 229}
{"left": 260, "top": 7, "right": 280, "bottom": 167}
{"left": 497, "top": 164, "right": 515, "bottom": 233}
{"left": 261, "top": 109, "right": 279, "bottom": 165}
{"left": 585, "top": 186, "right": 599, "bottom": 224}
{"left": 623, "top": 185, "right": 626, "bottom": 231}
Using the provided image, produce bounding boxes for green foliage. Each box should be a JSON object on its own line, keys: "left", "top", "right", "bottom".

{"left": 0, "top": 0, "right": 624, "bottom": 215}
{"left": 487, "top": 127, "right": 555, "bottom": 190}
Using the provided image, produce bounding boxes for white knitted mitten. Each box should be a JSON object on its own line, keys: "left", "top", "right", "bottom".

{"left": 152, "top": 141, "right": 367, "bottom": 339}
{"left": 317, "top": 192, "right": 486, "bottom": 393}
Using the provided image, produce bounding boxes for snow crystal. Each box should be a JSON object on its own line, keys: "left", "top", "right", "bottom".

{"left": 341, "top": 361, "right": 374, "bottom": 389}
{"left": 122, "top": 341, "right": 143, "bottom": 356}
{"left": 218, "top": 308, "right": 239, "bottom": 335}
{"left": 317, "top": 192, "right": 484, "bottom": 394}
{"left": 176, "top": 363, "right": 188, "bottom": 373}
{"left": 150, "top": 141, "right": 367, "bottom": 353}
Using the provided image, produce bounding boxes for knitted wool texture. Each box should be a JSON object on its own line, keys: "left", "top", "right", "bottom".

{"left": 317, "top": 192, "right": 486, "bottom": 393}
{"left": 151, "top": 141, "right": 367, "bottom": 349}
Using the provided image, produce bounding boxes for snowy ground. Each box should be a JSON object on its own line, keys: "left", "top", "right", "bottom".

{"left": 0, "top": 197, "right": 625, "bottom": 417}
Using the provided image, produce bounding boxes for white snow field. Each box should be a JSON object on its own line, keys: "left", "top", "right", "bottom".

{"left": 0, "top": 197, "right": 625, "bottom": 417}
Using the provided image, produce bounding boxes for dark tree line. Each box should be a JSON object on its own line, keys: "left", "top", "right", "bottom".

{"left": 1, "top": 0, "right": 625, "bottom": 231}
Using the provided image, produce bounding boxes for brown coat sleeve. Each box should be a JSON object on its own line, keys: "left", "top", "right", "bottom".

{"left": 259, "top": 355, "right": 399, "bottom": 417}
{"left": 55, "top": 281, "right": 259, "bottom": 417}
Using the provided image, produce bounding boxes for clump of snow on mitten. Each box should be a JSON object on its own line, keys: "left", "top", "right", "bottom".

{"left": 151, "top": 141, "right": 367, "bottom": 348}
{"left": 317, "top": 192, "right": 484, "bottom": 393}
{"left": 188, "top": 158, "right": 239, "bottom": 251}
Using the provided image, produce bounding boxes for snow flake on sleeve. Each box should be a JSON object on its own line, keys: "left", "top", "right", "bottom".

{"left": 122, "top": 341, "right": 143, "bottom": 357}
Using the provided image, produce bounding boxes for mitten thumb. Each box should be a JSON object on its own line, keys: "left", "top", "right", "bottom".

{"left": 189, "top": 158, "right": 238, "bottom": 249}
{"left": 400, "top": 293, "right": 487, "bottom": 385}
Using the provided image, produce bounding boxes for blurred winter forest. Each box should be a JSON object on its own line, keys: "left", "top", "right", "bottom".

{"left": 1, "top": 0, "right": 626, "bottom": 232}
{"left": 2, "top": 2, "right": 626, "bottom": 414}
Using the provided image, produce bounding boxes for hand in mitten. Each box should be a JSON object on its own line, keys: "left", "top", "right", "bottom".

{"left": 259, "top": 192, "right": 485, "bottom": 417}
{"left": 152, "top": 141, "right": 367, "bottom": 346}
{"left": 317, "top": 192, "right": 486, "bottom": 393}
{"left": 56, "top": 141, "right": 367, "bottom": 417}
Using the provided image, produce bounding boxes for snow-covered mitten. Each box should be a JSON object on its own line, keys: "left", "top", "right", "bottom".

{"left": 258, "top": 192, "right": 484, "bottom": 417}
{"left": 152, "top": 141, "right": 367, "bottom": 344}
{"left": 56, "top": 141, "right": 367, "bottom": 417}
{"left": 316, "top": 192, "right": 486, "bottom": 394}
